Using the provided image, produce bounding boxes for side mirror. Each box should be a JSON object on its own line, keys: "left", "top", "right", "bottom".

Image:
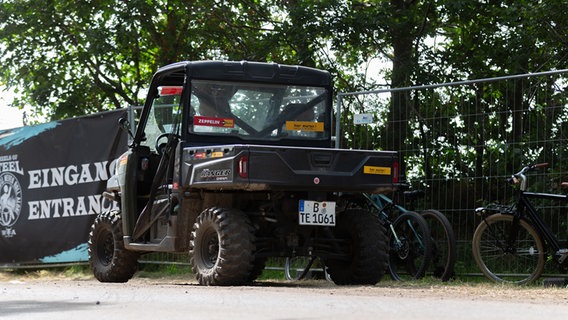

{"left": 118, "top": 117, "right": 135, "bottom": 140}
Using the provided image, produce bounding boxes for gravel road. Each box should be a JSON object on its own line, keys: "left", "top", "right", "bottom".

{"left": 2, "top": 275, "right": 568, "bottom": 320}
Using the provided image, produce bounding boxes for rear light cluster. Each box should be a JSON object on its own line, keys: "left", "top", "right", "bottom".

{"left": 392, "top": 161, "right": 399, "bottom": 183}
{"left": 158, "top": 86, "right": 183, "bottom": 96}
{"left": 238, "top": 156, "right": 248, "bottom": 178}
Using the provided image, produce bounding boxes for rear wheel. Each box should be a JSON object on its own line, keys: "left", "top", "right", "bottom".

{"left": 248, "top": 257, "right": 267, "bottom": 282}
{"left": 388, "top": 211, "right": 432, "bottom": 281}
{"left": 189, "top": 207, "right": 256, "bottom": 286}
{"left": 88, "top": 210, "right": 139, "bottom": 283}
{"left": 325, "top": 209, "right": 389, "bottom": 285}
{"left": 472, "top": 213, "right": 545, "bottom": 284}
{"left": 421, "top": 209, "right": 457, "bottom": 281}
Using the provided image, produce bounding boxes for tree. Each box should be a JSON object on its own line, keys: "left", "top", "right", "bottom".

{"left": 433, "top": 0, "right": 568, "bottom": 177}
{"left": 327, "top": 0, "right": 438, "bottom": 181}
{"left": 0, "top": 0, "right": 273, "bottom": 121}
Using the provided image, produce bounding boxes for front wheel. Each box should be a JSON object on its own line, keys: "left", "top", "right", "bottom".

{"left": 388, "top": 211, "right": 432, "bottom": 281}
{"left": 472, "top": 213, "right": 545, "bottom": 284}
{"left": 88, "top": 210, "right": 139, "bottom": 282}
{"left": 189, "top": 207, "right": 256, "bottom": 286}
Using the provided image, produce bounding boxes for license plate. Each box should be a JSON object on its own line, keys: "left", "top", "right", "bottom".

{"left": 298, "top": 200, "right": 336, "bottom": 226}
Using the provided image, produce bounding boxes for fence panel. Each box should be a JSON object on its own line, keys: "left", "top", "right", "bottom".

{"left": 5, "top": 72, "right": 567, "bottom": 280}
{"left": 336, "top": 69, "right": 568, "bottom": 276}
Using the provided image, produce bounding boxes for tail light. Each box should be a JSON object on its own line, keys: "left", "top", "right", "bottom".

{"left": 392, "top": 161, "right": 399, "bottom": 183}
{"left": 238, "top": 156, "right": 248, "bottom": 178}
{"left": 158, "top": 86, "right": 183, "bottom": 96}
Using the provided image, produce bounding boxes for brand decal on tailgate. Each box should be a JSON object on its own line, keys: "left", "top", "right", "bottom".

{"left": 199, "top": 168, "right": 232, "bottom": 181}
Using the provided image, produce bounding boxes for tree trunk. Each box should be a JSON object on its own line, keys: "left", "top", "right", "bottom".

{"left": 386, "top": 0, "right": 416, "bottom": 182}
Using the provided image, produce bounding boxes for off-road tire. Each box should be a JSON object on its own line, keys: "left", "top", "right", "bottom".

{"left": 248, "top": 257, "right": 267, "bottom": 282}
{"left": 88, "top": 210, "right": 139, "bottom": 283}
{"left": 189, "top": 207, "right": 256, "bottom": 286}
{"left": 324, "top": 208, "right": 389, "bottom": 285}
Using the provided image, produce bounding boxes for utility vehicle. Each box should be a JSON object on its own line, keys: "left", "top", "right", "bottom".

{"left": 88, "top": 61, "right": 399, "bottom": 285}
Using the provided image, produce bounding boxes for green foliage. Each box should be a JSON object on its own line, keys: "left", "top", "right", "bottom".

{"left": 0, "top": 0, "right": 281, "bottom": 121}
{"left": 1, "top": 0, "right": 568, "bottom": 182}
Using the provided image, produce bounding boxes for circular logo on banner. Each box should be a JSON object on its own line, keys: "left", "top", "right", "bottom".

{"left": 0, "top": 172, "right": 23, "bottom": 228}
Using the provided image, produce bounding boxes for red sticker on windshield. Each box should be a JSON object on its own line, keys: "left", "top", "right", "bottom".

{"left": 194, "top": 116, "right": 234, "bottom": 128}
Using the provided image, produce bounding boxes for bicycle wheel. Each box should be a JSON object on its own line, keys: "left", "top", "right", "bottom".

{"left": 388, "top": 211, "right": 432, "bottom": 281}
{"left": 421, "top": 209, "right": 457, "bottom": 281}
{"left": 472, "top": 213, "right": 545, "bottom": 284}
{"left": 284, "top": 256, "right": 316, "bottom": 280}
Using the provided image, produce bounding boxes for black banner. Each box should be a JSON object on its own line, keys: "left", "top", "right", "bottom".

{"left": 0, "top": 110, "right": 128, "bottom": 265}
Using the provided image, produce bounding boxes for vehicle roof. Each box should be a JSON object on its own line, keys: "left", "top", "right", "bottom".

{"left": 151, "top": 61, "right": 331, "bottom": 87}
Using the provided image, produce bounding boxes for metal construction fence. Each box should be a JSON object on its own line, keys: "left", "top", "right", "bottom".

{"left": 336, "top": 69, "right": 568, "bottom": 276}
{"left": 139, "top": 69, "right": 568, "bottom": 278}
{"left": 4, "top": 70, "right": 567, "bottom": 281}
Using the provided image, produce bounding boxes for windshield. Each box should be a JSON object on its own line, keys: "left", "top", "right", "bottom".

{"left": 189, "top": 80, "right": 329, "bottom": 141}
{"left": 139, "top": 86, "right": 181, "bottom": 152}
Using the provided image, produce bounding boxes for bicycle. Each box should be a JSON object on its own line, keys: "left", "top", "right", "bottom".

{"left": 403, "top": 190, "right": 457, "bottom": 281}
{"left": 284, "top": 190, "right": 458, "bottom": 282}
{"left": 365, "top": 192, "right": 433, "bottom": 281}
{"left": 472, "top": 163, "right": 568, "bottom": 284}
{"left": 420, "top": 209, "right": 457, "bottom": 281}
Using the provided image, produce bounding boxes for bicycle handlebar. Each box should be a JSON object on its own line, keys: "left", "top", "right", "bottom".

{"left": 510, "top": 163, "right": 548, "bottom": 191}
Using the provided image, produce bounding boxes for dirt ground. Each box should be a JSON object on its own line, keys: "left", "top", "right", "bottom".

{"left": 2, "top": 269, "right": 567, "bottom": 304}
{"left": 2, "top": 270, "right": 568, "bottom": 320}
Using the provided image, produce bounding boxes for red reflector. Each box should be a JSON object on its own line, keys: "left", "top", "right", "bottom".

{"left": 159, "top": 86, "right": 183, "bottom": 96}
{"left": 194, "top": 152, "right": 206, "bottom": 159}
{"left": 392, "top": 161, "right": 399, "bottom": 183}
{"left": 238, "top": 156, "right": 248, "bottom": 178}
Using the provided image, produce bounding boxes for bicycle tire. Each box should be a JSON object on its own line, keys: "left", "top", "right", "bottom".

{"left": 420, "top": 209, "right": 457, "bottom": 281}
{"left": 388, "top": 211, "right": 432, "bottom": 281}
{"left": 472, "top": 213, "right": 545, "bottom": 285}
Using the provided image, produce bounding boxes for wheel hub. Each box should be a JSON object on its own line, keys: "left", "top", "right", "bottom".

{"left": 201, "top": 231, "right": 219, "bottom": 268}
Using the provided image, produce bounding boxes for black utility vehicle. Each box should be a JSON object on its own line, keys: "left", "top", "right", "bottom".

{"left": 88, "top": 61, "right": 399, "bottom": 285}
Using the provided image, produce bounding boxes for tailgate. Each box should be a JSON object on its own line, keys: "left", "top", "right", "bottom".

{"left": 182, "top": 144, "right": 398, "bottom": 193}
{"left": 246, "top": 145, "right": 398, "bottom": 193}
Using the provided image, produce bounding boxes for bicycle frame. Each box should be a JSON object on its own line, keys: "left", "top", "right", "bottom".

{"left": 516, "top": 191, "right": 568, "bottom": 264}
{"left": 366, "top": 193, "right": 408, "bottom": 214}
{"left": 363, "top": 194, "right": 400, "bottom": 242}
{"left": 482, "top": 163, "right": 568, "bottom": 267}
{"left": 363, "top": 193, "right": 421, "bottom": 250}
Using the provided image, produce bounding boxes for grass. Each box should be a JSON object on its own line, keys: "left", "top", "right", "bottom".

{"left": 1, "top": 262, "right": 564, "bottom": 289}
{"left": 0, "top": 262, "right": 289, "bottom": 282}
{"left": 0, "top": 264, "right": 93, "bottom": 281}
{"left": 136, "top": 263, "right": 193, "bottom": 279}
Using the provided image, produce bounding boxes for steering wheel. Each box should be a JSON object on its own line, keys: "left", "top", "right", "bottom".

{"left": 155, "top": 133, "right": 180, "bottom": 155}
